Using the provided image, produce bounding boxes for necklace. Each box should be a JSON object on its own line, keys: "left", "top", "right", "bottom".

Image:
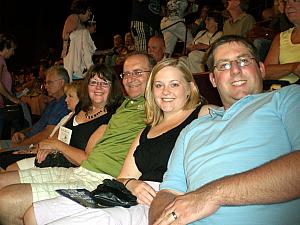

{"left": 85, "top": 109, "right": 103, "bottom": 119}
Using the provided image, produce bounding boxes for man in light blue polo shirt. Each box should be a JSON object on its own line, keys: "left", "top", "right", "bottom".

{"left": 149, "top": 35, "right": 300, "bottom": 225}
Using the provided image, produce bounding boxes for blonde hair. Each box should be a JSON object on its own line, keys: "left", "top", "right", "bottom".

{"left": 145, "top": 58, "right": 203, "bottom": 126}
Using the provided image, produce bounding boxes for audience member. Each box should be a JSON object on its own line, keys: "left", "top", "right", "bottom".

{"left": 0, "top": 65, "right": 70, "bottom": 169}
{"left": 149, "top": 35, "right": 300, "bottom": 225}
{"left": 148, "top": 35, "right": 166, "bottom": 62}
{"left": 222, "top": 0, "right": 255, "bottom": 37}
{"left": 160, "top": 0, "right": 194, "bottom": 57}
{"left": 247, "top": 1, "right": 293, "bottom": 61}
{"left": 184, "top": 10, "right": 223, "bottom": 73}
{"left": 61, "top": 0, "right": 94, "bottom": 81}
{"left": 189, "top": 5, "right": 210, "bottom": 36}
{"left": 264, "top": 0, "right": 300, "bottom": 85}
{"left": 3, "top": 81, "right": 81, "bottom": 171}
{"left": 0, "top": 33, "right": 22, "bottom": 139}
{"left": 22, "top": 57, "right": 213, "bottom": 225}
{"left": 124, "top": 32, "right": 136, "bottom": 52}
{"left": 0, "top": 52, "right": 156, "bottom": 225}
{"left": 11, "top": 65, "right": 69, "bottom": 146}
{"left": 6, "top": 63, "right": 124, "bottom": 171}
{"left": 131, "top": 0, "right": 162, "bottom": 52}
{"left": 105, "top": 34, "right": 127, "bottom": 67}
{"left": 276, "top": 0, "right": 293, "bottom": 31}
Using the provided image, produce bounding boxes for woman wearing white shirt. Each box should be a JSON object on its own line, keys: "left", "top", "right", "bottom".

{"left": 185, "top": 11, "right": 223, "bottom": 73}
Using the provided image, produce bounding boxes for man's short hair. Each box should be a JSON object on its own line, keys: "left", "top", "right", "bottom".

{"left": 47, "top": 65, "right": 70, "bottom": 83}
{"left": 206, "top": 35, "right": 260, "bottom": 72}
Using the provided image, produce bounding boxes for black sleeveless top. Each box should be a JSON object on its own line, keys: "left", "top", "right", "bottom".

{"left": 64, "top": 111, "right": 113, "bottom": 150}
{"left": 35, "top": 110, "right": 114, "bottom": 168}
{"left": 134, "top": 105, "right": 202, "bottom": 182}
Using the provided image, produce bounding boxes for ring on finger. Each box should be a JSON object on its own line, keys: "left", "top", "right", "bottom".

{"left": 171, "top": 211, "right": 177, "bottom": 220}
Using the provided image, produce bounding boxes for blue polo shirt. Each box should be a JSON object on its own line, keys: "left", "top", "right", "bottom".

{"left": 161, "top": 85, "right": 300, "bottom": 225}
{"left": 25, "top": 96, "right": 69, "bottom": 137}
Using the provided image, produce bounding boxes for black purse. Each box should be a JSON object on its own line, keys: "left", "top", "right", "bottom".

{"left": 91, "top": 179, "right": 138, "bottom": 208}
{"left": 34, "top": 152, "right": 77, "bottom": 168}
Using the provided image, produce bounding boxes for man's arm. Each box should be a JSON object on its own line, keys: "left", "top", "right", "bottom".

{"left": 150, "top": 151, "right": 300, "bottom": 225}
{"left": 15, "top": 125, "right": 55, "bottom": 146}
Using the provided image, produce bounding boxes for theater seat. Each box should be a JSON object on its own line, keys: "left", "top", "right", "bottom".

{"left": 193, "top": 73, "right": 222, "bottom": 106}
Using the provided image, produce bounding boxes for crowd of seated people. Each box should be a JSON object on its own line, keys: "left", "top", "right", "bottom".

{"left": 22, "top": 57, "right": 212, "bottom": 225}
{"left": 0, "top": 65, "right": 70, "bottom": 169}
{"left": 3, "top": 63, "right": 123, "bottom": 172}
{"left": 0, "top": 1, "right": 299, "bottom": 225}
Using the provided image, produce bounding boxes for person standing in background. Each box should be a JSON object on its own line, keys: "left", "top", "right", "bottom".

{"left": 61, "top": 0, "right": 93, "bottom": 81}
{"left": 131, "top": 0, "right": 162, "bottom": 52}
{"left": 0, "top": 33, "right": 22, "bottom": 139}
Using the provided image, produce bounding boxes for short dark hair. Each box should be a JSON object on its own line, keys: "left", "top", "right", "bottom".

{"left": 206, "top": 35, "right": 260, "bottom": 72}
{"left": 206, "top": 10, "right": 224, "bottom": 32}
{"left": 0, "top": 33, "right": 17, "bottom": 51}
{"left": 70, "top": 0, "right": 91, "bottom": 14}
{"left": 80, "top": 64, "right": 124, "bottom": 113}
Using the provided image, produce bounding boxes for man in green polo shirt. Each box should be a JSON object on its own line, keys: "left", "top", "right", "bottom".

{"left": 0, "top": 52, "right": 157, "bottom": 225}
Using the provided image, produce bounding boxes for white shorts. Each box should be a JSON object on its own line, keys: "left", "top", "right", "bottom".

{"left": 33, "top": 181, "right": 160, "bottom": 225}
{"left": 17, "top": 157, "right": 35, "bottom": 170}
{"left": 19, "top": 166, "right": 114, "bottom": 202}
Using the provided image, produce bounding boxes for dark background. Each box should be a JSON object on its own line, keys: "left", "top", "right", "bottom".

{"left": 0, "top": 0, "right": 271, "bottom": 70}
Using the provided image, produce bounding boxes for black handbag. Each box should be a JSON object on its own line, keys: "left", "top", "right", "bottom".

{"left": 91, "top": 179, "right": 138, "bottom": 208}
{"left": 34, "top": 152, "right": 77, "bottom": 168}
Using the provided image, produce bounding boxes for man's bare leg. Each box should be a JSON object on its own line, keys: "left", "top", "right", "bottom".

{"left": 0, "top": 184, "right": 33, "bottom": 225}
{"left": 0, "top": 170, "right": 21, "bottom": 189}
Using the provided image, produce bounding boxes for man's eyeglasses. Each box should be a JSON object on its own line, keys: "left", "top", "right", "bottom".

{"left": 214, "top": 56, "right": 257, "bottom": 71}
{"left": 88, "top": 80, "right": 111, "bottom": 88}
{"left": 120, "top": 70, "right": 150, "bottom": 79}
{"left": 44, "top": 79, "right": 62, "bottom": 86}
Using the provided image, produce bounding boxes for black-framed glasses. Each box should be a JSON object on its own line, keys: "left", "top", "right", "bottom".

{"left": 44, "top": 79, "right": 63, "bottom": 86}
{"left": 88, "top": 80, "right": 111, "bottom": 88}
{"left": 214, "top": 56, "right": 257, "bottom": 71}
{"left": 120, "top": 70, "right": 150, "bottom": 79}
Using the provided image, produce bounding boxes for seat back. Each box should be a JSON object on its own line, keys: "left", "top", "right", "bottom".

{"left": 193, "top": 73, "right": 222, "bottom": 106}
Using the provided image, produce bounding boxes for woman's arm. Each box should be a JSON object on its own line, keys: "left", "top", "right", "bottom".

{"left": 117, "top": 129, "right": 157, "bottom": 205}
{"left": 38, "top": 124, "right": 108, "bottom": 166}
{"left": 117, "top": 130, "right": 143, "bottom": 181}
{"left": 264, "top": 34, "right": 300, "bottom": 80}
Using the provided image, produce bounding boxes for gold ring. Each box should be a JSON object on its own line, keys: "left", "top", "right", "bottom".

{"left": 171, "top": 211, "right": 177, "bottom": 220}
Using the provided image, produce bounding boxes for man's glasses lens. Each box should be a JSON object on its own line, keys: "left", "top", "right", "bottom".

{"left": 120, "top": 70, "right": 150, "bottom": 79}
{"left": 214, "top": 56, "right": 256, "bottom": 71}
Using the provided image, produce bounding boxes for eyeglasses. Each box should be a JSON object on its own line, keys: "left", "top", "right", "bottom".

{"left": 214, "top": 56, "right": 257, "bottom": 71}
{"left": 120, "top": 70, "right": 150, "bottom": 79}
{"left": 88, "top": 80, "right": 111, "bottom": 88}
{"left": 44, "top": 79, "right": 63, "bottom": 86}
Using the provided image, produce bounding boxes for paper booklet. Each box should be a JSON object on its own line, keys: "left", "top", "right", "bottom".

{"left": 56, "top": 189, "right": 108, "bottom": 208}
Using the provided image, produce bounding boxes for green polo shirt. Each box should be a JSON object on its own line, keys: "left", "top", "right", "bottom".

{"left": 81, "top": 96, "right": 146, "bottom": 177}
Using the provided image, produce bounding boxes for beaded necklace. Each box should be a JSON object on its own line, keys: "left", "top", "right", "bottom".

{"left": 85, "top": 109, "right": 104, "bottom": 119}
